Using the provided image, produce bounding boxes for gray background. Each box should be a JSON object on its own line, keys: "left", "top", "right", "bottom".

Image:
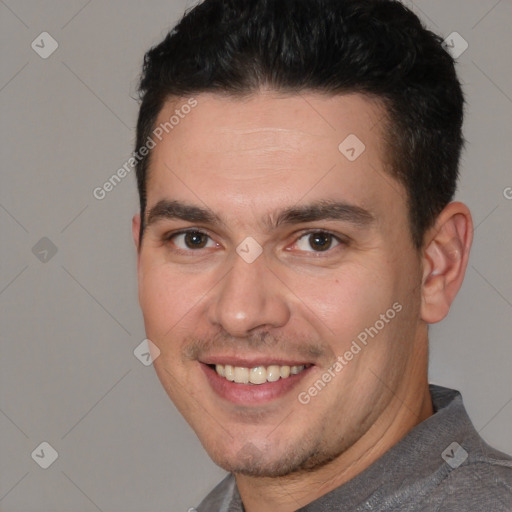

{"left": 0, "top": 0, "right": 511, "bottom": 511}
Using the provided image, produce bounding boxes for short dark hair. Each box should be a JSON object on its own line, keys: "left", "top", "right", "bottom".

{"left": 135, "top": 0, "right": 464, "bottom": 248}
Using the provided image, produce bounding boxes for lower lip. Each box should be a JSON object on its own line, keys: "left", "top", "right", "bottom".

{"left": 201, "top": 363, "right": 313, "bottom": 405}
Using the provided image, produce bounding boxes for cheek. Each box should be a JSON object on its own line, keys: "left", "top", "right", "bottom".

{"left": 289, "top": 262, "right": 397, "bottom": 345}
{"left": 138, "top": 261, "right": 206, "bottom": 341}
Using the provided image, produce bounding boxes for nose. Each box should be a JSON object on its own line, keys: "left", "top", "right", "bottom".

{"left": 207, "top": 253, "right": 291, "bottom": 338}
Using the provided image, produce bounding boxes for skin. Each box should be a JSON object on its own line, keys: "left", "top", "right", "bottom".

{"left": 132, "top": 91, "right": 473, "bottom": 511}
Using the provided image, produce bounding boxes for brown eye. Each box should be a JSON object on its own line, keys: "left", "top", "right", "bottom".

{"left": 170, "top": 231, "right": 216, "bottom": 250}
{"left": 184, "top": 231, "right": 209, "bottom": 248}
{"left": 309, "top": 233, "right": 333, "bottom": 251}
{"left": 295, "top": 231, "right": 341, "bottom": 252}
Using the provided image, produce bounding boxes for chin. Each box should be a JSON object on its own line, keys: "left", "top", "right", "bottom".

{"left": 204, "top": 436, "right": 334, "bottom": 478}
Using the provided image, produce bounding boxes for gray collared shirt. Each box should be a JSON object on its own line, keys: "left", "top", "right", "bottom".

{"left": 196, "top": 385, "right": 512, "bottom": 511}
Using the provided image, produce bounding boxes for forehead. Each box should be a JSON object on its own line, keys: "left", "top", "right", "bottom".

{"left": 145, "top": 91, "right": 404, "bottom": 226}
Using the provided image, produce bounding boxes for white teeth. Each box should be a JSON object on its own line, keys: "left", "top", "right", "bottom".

{"left": 249, "top": 366, "right": 267, "bottom": 385}
{"left": 216, "top": 364, "right": 225, "bottom": 377}
{"left": 266, "top": 365, "right": 281, "bottom": 382}
{"left": 234, "top": 367, "right": 249, "bottom": 384}
{"left": 213, "top": 363, "right": 308, "bottom": 384}
{"left": 225, "top": 365, "right": 235, "bottom": 381}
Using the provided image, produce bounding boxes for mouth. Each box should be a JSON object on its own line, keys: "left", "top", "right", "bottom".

{"left": 211, "top": 363, "right": 311, "bottom": 384}
{"left": 200, "top": 359, "right": 314, "bottom": 405}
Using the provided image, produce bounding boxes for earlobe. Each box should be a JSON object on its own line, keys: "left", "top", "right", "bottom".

{"left": 420, "top": 202, "right": 473, "bottom": 324}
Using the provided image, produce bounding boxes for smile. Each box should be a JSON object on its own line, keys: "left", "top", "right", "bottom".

{"left": 213, "top": 363, "right": 310, "bottom": 385}
{"left": 201, "top": 360, "right": 315, "bottom": 405}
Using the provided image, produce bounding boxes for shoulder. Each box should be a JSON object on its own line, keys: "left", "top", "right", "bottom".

{"left": 425, "top": 444, "right": 512, "bottom": 511}
{"left": 195, "top": 474, "right": 238, "bottom": 512}
{"left": 407, "top": 386, "right": 512, "bottom": 511}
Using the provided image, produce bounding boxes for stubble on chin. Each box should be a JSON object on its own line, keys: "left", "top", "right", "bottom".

{"left": 208, "top": 423, "right": 355, "bottom": 478}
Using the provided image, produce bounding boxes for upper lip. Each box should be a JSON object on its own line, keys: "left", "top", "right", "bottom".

{"left": 200, "top": 356, "right": 313, "bottom": 368}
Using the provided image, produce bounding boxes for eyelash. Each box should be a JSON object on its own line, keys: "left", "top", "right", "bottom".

{"left": 163, "top": 228, "right": 348, "bottom": 255}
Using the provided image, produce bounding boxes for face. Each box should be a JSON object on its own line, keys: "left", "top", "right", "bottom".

{"left": 134, "top": 91, "right": 426, "bottom": 477}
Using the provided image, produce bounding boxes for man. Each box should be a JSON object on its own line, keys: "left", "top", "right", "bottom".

{"left": 132, "top": 0, "right": 511, "bottom": 510}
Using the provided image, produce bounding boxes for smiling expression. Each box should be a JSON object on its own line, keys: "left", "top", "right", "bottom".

{"left": 133, "top": 91, "right": 429, "bottom": 477}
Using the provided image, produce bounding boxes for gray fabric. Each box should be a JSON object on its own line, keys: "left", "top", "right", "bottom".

{"left": 196, "top": 385, "right": 512, "bottom": 511}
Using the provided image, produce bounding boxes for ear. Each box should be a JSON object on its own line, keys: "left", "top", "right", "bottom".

{"left": 132, "top": 213, "right": 141, "bottom": 255}
{"left": 421, "top": 202, "right": 473, "bottom": 324}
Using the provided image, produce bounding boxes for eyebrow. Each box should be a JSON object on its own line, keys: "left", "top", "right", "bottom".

{"left": 271, "top": 200, "right": 374, "bottom": 228}
{"left": 146, "top": 200, "right": 223, "bottom": 227}
{"left": 145, "top": 199, "right": 374, "bottom": 230}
